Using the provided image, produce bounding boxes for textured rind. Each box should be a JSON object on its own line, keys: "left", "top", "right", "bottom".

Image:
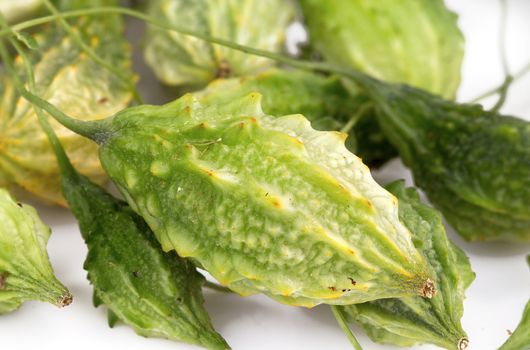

{"left": 0, "top": 0, "right": 132, "bottom": 206}
{"left": 363, "top": 80, "right": 530, "bottom": 242}
{"left": 196, "top": 69, "right": 397, "bottom": 167}
{"left": 144, "top": 0, "right": 294, "bottom": 87}
{"left": 99, "top": 93, "right": 432, "bottom": 307}
{"left": 342, "top": 181, "right": 474, "bottom": 349}
{"left": 300, "top": 0, "right": 464, "bottom": 99}
{"left": 498, "top": 258, "right": 529, "bottom": 350}
{"left": 61, "top": 167, "right": 228, "bottom": 349}
{"left": 0, "top": 188, "right": 70, "bottom": 314}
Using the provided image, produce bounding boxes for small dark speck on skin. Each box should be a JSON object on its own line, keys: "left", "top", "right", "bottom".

{"left": 506, "top": 329, "right": 513, "bottom": 336}
{"left": 98, "top": 97, "right": 108, "bottom": 104}
{"left": 0, "top": 273, "right": 6, "bottom": 289}
{"left": 176, "top": 297, "right": 182, "bottom": 303}
{"left": 132, "top": 271, "right": 140, "bottom": 278}
{"left": 265, "top": 193, "right": 269, "bottom": 197}
{"left": 348, "top": 277, "right": 357, "bottom": 286}
{"left": 215, "top": 61, "right": 231, "bottom": 79}
{"left": 16, "top": 202, "right": 22, "bottom": 208}
{"left": 328, "top": 286, "right": 337, "bottom": 292}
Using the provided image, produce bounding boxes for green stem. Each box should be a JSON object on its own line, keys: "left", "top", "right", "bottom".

{"left": 340, "top": 103, "right": 373, "bottom": 134}
{"left": 41, "top": 0, "right": 143, "bottom": 104}
{"left": 330, "top": 306, "right": 363, "bottom": 350}
{"left": 470, "top": 0, "right": 530, "bottom": 108}
{"left": 491, "top": 75, "right": 513, "bottom": 113}
{"left": 204, "top": 281, "right": 233, "bottom": 293}
{"left": 470, "top": 60, "right": 530, "bottom": 103}
{"left": 491, "top": 0, "right": 511, "bottom": 112}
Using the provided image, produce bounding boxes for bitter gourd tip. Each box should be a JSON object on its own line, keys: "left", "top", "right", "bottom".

{"left": 458, "top": 337, "right": 469, "bottom": 350}
{"left": 421, "top": 278, "right": 436, "bottom": 299}
{"left": 57, "top": 292, "right": 73, "bottom": 308}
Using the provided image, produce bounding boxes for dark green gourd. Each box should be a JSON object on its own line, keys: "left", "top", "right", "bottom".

{"left": 22, "top": 88, "right": 436, "bottom": 308}
{"left": 35, "top": 94, "right": 229, "bottom": 349}
{"left": 355, "top": 76, "right": 530, "bottom": 242}
{"left": 342, "top": 181, "right": 474, "bottom": 350}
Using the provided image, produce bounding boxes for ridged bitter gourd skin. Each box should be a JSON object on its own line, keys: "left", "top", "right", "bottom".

{"left": 196, "top": 69, "right": 398, "bottom": 167}
{"left": 0, "top": 188, "right": 71, "bottom": 314}
{"left": 144, "top": 0, "right": 294, "bottom": 87}
{"left": 94, "top": 93, "right": 434, "bottom": 307}
{"left": 360, "top": 79, "right": 530, "bottom": 242}
{"left": 0, "top": 0, "right": 132, "bottom": 206}
{"left": 59, "top": 161, "right": 229, "bottom": 349}
{"left": 342, "top": 181, "right": 474, "bottom": 350}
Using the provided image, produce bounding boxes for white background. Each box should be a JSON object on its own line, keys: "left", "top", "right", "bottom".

{"left": 1, "top": 1, "right": 530, "bottom": 349}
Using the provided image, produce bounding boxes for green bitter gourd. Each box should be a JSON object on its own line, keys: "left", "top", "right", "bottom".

{"left": 341, "top": 181, "right": 474, "bottom": 350}
{"left": 0, "top": 187, "right": 71, "bottom": 314}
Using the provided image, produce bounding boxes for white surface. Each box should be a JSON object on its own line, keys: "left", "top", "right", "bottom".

{"left": 2, "top": 1, "right": 530, "bottom": 350}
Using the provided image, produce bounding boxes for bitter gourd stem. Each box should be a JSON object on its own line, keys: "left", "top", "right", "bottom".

{"left": 471, "top": 0, "right": 530, "bottom": 106}
{"left": 340, "top": 103, "right": 373, "bottom": 134}
{"left": 491, "top": 0, "right": 511, "bottom": 113}
{"left": 330, "top": 305, "right": 363, "bottom": 350}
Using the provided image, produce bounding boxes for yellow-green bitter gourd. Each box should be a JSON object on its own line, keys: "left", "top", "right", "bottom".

{"left": 18, "top": 86, "right": 436, "bottom": 307}
{"left": 144, "top": 0, "right": 294, "bottom": 87}
{"left": 0, "top": 188, "right": 71, "bottom": 314}
{"left": 0, "top": 0, "right": 132, "bottom": 206}
{"left": 299, "top": 0, "right": 464, "bottom": 99}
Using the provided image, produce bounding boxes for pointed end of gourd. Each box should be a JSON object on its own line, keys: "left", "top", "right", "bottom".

{"left": 458, "top": 337, "right": 469, "bottom": 350}
{"left": 56, "top": 292, "right": 73, "bottom": 308}
{"left": 421, "top": 278, "right": 436, "bottom": 299}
